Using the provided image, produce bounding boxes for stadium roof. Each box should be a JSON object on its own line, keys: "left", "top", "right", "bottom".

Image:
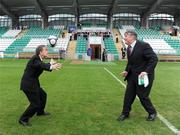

{"left": 0, "top": 0, "right": 180, "bottom": 18}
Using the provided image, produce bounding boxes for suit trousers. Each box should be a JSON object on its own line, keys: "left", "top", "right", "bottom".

{"left": 122, "top": 74, "right": 156, "bottom": 115}
{"left": 19, "top": 88, "right": 47, "bottom": 122}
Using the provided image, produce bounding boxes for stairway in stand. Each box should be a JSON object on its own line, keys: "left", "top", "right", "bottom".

{"left": 16, "top": 29, "right": 28, "bottom": 39}
{"left": 112, "top": 28, "right": 124, "bottom": 53}
{"left": 66, "top": 40, "right": 77, "bottom": 59}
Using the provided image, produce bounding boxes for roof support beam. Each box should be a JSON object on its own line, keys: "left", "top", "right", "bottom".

{"left": 140, "top": 0, "right": 163, "bottom": 28}
{"left": 34, "top": 0, "right": 48, "bottom": 28}
{"left": 174, "top": 12, "right": 180, "bottom": 26}
{"left": 73, "top": 0, "right": 80, "bottom": 16}
{"left": 142, "top": 0, "right": 163, "bottom": 17}
{"left": 34, "top": 0, "right": 48, "bottom": 18}
{"left": 73, "top": 0, "right": 80, "bottom": 26}
{"left": 0, "top": 1, "right": 19, "bottom": 28}
{"left": 0, "top": 1, "right": 17, "bottom": 19}
{"left": 107, "top": 0, "right": 118, "bottom": 16}
{"left": 107, "top": 0, "right": 118, "bottom": 29}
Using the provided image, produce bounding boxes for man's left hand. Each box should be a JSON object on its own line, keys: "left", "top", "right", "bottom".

{"left": 139, "top": 72, "right": 148, "bottom": 78}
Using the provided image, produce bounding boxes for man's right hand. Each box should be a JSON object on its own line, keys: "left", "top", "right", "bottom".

{"left": 121, "top": 71, "right": 128, "bottom": 77}
{"left": 50, "top": 58, "right": 57, "bottom": 65}
{"left": 51, "top": 63, "right": 62, "bottom": 70}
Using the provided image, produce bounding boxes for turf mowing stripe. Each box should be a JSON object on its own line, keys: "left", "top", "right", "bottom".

{"left": 104, "top": 67, "right": 180, "bottom": 135}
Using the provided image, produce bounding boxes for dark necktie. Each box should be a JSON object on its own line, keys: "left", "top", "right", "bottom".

{"left": 127, "top": 45, "right": 132, "bottom": 56}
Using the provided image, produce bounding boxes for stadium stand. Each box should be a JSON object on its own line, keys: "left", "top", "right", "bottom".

{"left": 1, "top": 27, "right": 63, "bottom": 58}
{"left": 122, "top": 25, "right": 135, "bottom": 30}
{"left": 104, "top": 37, "right": 119, "bottom": 60}
{"left": 0, "top": 38, "right": 16, "bottom": 51}
{"left": 54, "top": 35, "right": 70, "bottom": 51}
{"left": 119, "top": 25, "right": 180, "bottom": 55}
{"left": 165, "top": 38, "right": 180, "bottom": 49}
{"left": 23, "top": 38, "right": 47, "bottom": 52}
{"left": 5, "top": 37, "right": 31, "bottom": 54}
{"left": 26, "top": 27, "right": 61, "bottom": 38}
{"left": 2, "top": 29, "right": 21, "bottom": 38}
{"left": 76, "top": 36, "right": 87, "bottom": 54}
{"left": 82, "top": 27, "right": 106, "bottom": 31}
{"left": 0, "top": 27, "right": 8, "bottom": 37}
{"left": 0, "top": 0, "right": 180, "bottom": 61}
{"left": 103, "top": 37, "right": 118, "bottom": 54}
{"left": 75, "top": 36, "right": 88, "bottom": 59}
{"left": 143, "top": 39, "right": 176, "bottom": 54}
{"left": 23, "top": 35, "right": 69, "bottom": 53}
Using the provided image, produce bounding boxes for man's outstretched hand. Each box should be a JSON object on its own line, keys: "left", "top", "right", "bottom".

{"left": 50, "top": 58, "right": 57, "bottom": 65}
{"left": 51, "top": 63, "right": 62, "bottom": 70}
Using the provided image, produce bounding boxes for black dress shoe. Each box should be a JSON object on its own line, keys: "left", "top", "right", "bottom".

{"left": 37, "top": 112, "right": 51, "bottom": 116}
{"left": 117, "top": 114, "right": 129, "bottom": 121}
{"left": 146, "top": 113, "right": 157, "bottom": 121}
{"left": 19, "top": 120, "right": 32, "bottom": 127}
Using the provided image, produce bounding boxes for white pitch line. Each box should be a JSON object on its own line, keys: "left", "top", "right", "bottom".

{"left": 104, "top": 67, "right": 180, "bottom": 135}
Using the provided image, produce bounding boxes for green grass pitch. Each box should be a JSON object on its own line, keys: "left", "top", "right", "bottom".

{"left": 0, "top": 59, "right": 180, "bottom": 135}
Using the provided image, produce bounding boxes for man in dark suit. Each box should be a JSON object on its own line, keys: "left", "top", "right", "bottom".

{"left": 117, "top": 31, "right": 158, "bottom": 122}
{"left": 19, "top": 45, "right": 61, "bottom": 127}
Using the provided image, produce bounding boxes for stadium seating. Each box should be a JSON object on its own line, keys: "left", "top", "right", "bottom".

{"left": 23, "top": 38, "right": 47, "bottom": 52}
{"left": 0, "top": 38, "right": 16, "bottom": 51}
{"left": 0, "top": 27, "right": 8, "bottom": 37}
{"left": 165, "top": 39, "right": 180, "bottom": 49}
{"left": 5, "top": 37, "right": 31, "bottom": 54}
{"left": 122, "top": 25, "right": 135, "bottom": 30}
{"left": 149, "top": 25, "right": 161, "bottom": 31}
{"left": 103, "top": 37, "right": 118, "bottom": 54}
{"left": 23, "top": 35, "right": 70, "bottom": 52}
{"left": 143, "top": 39, "right": 176, "bottom": 54}
{"left": 119, "top": 25, "right": 180, "bottom": 55}
{"left": 2, "top": 30, "right": 21, "bottom": 38}
{"left": 26, "top": 27, "right": 61, "bottom": 38}
{"left": 82, "top": 23, "right": 92, "bottom": 27}
{"left": 82, "top": 27, "right": 106, "bottom": 31}
{"left": 76, "top": 36, "right": 87, "bottom": 53}
{"left": 135, "top": 28, "right": 165, "bottom": 40}
{"left": 82, "top": 23, "right": 106, "bottom": 28}
{"left": 3, "top": 27, "right": 63, "bottom": 56}
{"left": 119, "top": 25, "right": 167, "bottom": 39}
{"left": 54, "top": 35, "right": 70, "bottom": 51}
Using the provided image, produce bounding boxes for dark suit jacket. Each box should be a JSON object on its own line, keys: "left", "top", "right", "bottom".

{"left": 124, "top": 40, "right": 158, "bottom": 81}
{"left": 20, "top": 55, "right": 51, "bottom": 92}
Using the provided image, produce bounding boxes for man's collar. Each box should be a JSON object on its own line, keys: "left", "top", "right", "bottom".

{"left": 130, "top": 40, "right": 136, "bottom": 48}
{"left": 39, "top": 55, "right": 43, "bottom": 61}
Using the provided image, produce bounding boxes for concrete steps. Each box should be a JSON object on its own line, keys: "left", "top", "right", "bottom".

{"left": 112, "top": 28, "right": 124, "bottom": 53}
{"left": 16, "top": 29, "right": 28, "bottom": 39}
{"left": 66, "top": 40, "right": 77, "bottom": 59}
